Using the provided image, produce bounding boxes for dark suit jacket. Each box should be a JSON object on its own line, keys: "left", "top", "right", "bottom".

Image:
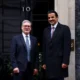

{"left": 43, "top": 23, "right": 71, "bottom": 78}
{"left": 10, "top": 34, "right": 38, "bottom": 72}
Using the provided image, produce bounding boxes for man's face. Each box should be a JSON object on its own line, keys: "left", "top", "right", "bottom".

{"left": 48, "top": 13, "right": 58, "bottom": 25}
{"left": 21, "top": 22, "right": 31, "bottom": 35}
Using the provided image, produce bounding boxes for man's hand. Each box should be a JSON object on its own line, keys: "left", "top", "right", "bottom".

{"left": 33, "top": 69, "right": 38, "bottom": 75}
{"left": 42, "top": 64, "right": 46, "bottom": 70}
{"left": 13, "top": 67, "right": 19, "bottom": 73}
{"left": 62, "top": 63, "right": 68, "bottom": 69}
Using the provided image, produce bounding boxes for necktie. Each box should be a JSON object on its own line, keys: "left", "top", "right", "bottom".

{"left": 51, "top": 27, "right": 54, "bottom": 38}
{"left": 26, "top": 36, "right": 30, "bottom": 61}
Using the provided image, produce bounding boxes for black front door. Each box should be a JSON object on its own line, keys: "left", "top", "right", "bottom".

{"left": 0, "top": 0, "right": 54, "bottom": 55}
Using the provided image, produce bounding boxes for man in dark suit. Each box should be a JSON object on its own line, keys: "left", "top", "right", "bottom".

{"left": 42, "top": 10, "right": 71, "bottom": 80}
{"left": 10, "top": 20, "right": 38, "bottom": 80}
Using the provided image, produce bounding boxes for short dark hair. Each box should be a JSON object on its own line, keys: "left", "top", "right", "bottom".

{"left": 48, "top": 10, "right": 58, "bottom": 17}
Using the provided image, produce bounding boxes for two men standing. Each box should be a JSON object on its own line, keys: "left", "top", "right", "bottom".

{"left": 10, "top": 10, "right": 71, "bottom": 80}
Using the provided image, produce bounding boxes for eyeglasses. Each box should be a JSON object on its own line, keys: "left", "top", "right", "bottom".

{"left": 23, "top": 25, "right": 31, "bottom": 27}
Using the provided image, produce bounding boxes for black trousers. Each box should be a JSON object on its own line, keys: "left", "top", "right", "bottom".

{"left": 13, "top": 62, "right": 33, "bottom": 80}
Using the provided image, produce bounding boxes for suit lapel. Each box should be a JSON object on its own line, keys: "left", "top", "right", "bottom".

{"left": 20, "top": 34, "right": 34, "bottom": 50}
{"left": 20, "top": 34, "right": 34, "bottom": 52}
{"left": 20, "top": 34, "right": 27, "bottom": 51}
{"left": 51, "top": 23, "right": 61, "bottom": 41}
{"left": 30, "top": 35, "right": 33, "bottom": 50}
{"left": 47, "top": 26, "right": 51, "bottom": 42}
{"left": 30, "top": 36, "right": 34, "bottom": 59}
